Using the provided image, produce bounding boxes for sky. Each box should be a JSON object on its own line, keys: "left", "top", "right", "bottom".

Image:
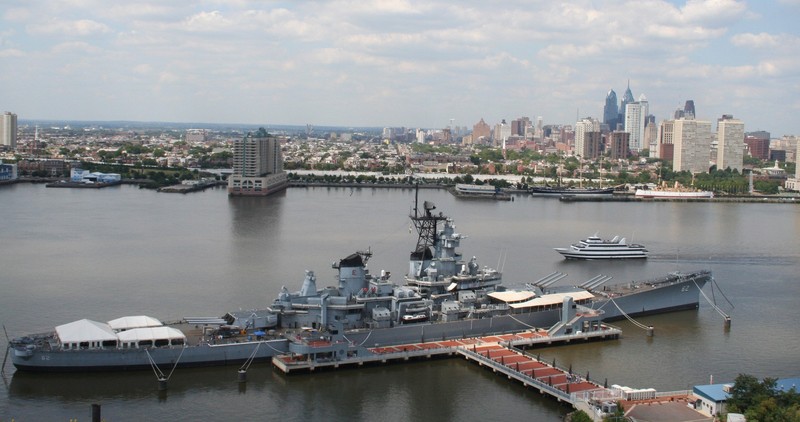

{"left": 1, "top": 0, "right": 799, "bottom": 136}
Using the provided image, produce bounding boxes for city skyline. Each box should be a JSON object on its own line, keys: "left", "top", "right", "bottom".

{"left": 1, "top": 1, "right": 798, "bottom": 135}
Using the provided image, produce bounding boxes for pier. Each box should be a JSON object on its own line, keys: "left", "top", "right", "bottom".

{"left": 271, "top": 326, "right": 620, "bottom": 382}
{"left": 157, "top": 179, "right": 221, "bottom": 193}
{"left": 269, "top": 325, "right": 709, "bottom": 420}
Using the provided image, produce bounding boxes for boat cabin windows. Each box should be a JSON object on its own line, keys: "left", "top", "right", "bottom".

{"left": 138, "top": 340, "right": 153, "bottom": 348}
{"left": 102, "top": 340, "right": 117, "bottom": 348}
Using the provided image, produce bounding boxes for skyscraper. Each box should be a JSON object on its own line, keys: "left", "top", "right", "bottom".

{"left": 673, "top": 118, "right": 712, "bottom": 174}
{"left": 603, "top": 89, "right": 618, "bottom": 130}
{"left": 620, "top": 80, "right": 634, "bottom": 116}
{"left": 624, "top": 94, "right": 649, "bottom": 152}
{"left": 684, "top": 100, "right": 696, "bottom": 120}
{"left": 228, "top": 128, "right": 288, "bottom": 196}
{"left": 1, "top": 112, "right": 17, "bottom": 149}
{"left": 510, "top": 117, "right": 531, "bottom": 137}
{"left": 575, "top": 118, "right": 601, "bottom": 159}
{"left": 716, "top": 115, "right": 744, "bottom": 172}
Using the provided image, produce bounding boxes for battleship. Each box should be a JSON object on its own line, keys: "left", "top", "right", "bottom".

{"left": 7, "top": 194, "right": 712, "bottom": 372}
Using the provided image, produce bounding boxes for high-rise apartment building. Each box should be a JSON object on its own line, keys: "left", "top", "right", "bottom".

{"left": 228, "top": 128, "right": 287, "bottom": 196}
{"left": 656, "top": 120, "right": 675, "bottom": 160}
{"left": 673, "top": 118, "right": 712, "bottom": 174}
{"left": 744, "top": 131, "right": 770, "bottom": 160}
{"left": 608, "top": 131, "right": 630, "bottom": 160}
{"left": 603, "top": 89, "right": 618, "bottom": 130}
{"left": 494, "top": 121, "right": 511, "bottom": 146}
{"left": 624, "top": 94, "right": 649, "bottom": 152}
{"left": 574, "top": 117, "right": 601, "bottom": 159}
{"left": 1, "top": 112, "right": 17, "bottom": 149}
{"left": 716, "top": 115, "right": 744, "bottom": 172}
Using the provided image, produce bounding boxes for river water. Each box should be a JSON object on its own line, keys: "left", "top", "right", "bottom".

{"left": 1, "top": 183, "right": 798, "bottom": 421}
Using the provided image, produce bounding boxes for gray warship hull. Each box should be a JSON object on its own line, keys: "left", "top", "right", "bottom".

{"left": 11, "top": 270, "right": 709, "bottom": 372}
{"left": 587, "top": 271, "right": 710, "bottom": 321}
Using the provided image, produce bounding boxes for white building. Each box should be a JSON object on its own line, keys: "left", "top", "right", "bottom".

{"left": 693, "top": 383, "right": 732, "bottom": 418}
{"left": 624, "top": 94, "right": 649, "bottom": 152}
{"left": 574, "top": 117, "right": 600, "bottom": 159}
{"left": 70, "top": 168, "right": 122, "bottom": 184}
{"left": 1, "top": 112, "right": 17, "bottom": 149}
{"left": 784, "top": 140, "right": 800, "bottom": 191}
{"left": 673, "top": 118, "right": 712, "bottom": 174}
{"left": 716, "top": 116, "right": 745, "bottom": 172}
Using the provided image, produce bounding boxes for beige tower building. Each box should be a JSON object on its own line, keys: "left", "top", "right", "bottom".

{"left": 228, "top": 128, "right": 287, "bottom": 196}
{"left": 716, "top": 116, "right": 744, "bottom": 172}
{"left": 1, "top": 112, "right": 17, "bottom": 149}
{"left": 673, "top": 119, "right": 712, "bottom": 174}
{"left": 472, "top": 118, "right": 491, "bottom": 143}
{"left": 656, "top": 120, "right": 675, "bottom": 160}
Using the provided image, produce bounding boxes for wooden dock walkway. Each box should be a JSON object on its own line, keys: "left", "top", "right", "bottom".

{"left": 272, "top": 326, "right": 621, "bottom": 408}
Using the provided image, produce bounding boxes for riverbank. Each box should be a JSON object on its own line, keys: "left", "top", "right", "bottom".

{"left": 3, "top": 177, "right": 799, "bottom": 203}
{"left": 559, "top": 193, "right": 799, "bottom": 204}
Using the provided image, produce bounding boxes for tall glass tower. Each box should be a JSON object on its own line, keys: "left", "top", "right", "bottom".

{"left": 603, "top": 90, "right": 618, "bottom": 129}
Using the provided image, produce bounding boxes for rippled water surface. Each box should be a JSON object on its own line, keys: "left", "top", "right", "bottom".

{"left": 1, "top": 184, "right": 798, "bottom": 421}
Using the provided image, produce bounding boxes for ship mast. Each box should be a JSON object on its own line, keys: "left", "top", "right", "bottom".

{"left": 409, "top": 184, "right": 446, "bottom": 257}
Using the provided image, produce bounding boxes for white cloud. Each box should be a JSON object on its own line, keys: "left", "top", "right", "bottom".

{"left": 51, "top": 41, "right": 101, "bottom": 54}
{"left": 731, "top": 32, "right": 800, "bottom": 50}
{"left": 4, "top": 7, "right": 31, "bottom": 21}
{"left": 680, "top": 0, "right": 748, "bottom": 25}
{"left": 0, "top": 48, "right": 24, "bottom": 57}
{"left": 27, "top": 19, "right": 111, "bottom": 36}
{"left": 0, "top": 0, "right": 798, "bottom": 134}
{"left": 183, "top": 11, "right": 232, "bottom": 32}
{"left": 133, "top": 64, "right": 153, "bottom": 75}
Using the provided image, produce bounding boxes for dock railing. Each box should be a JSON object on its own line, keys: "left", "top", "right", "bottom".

{"left": 457, "top": 347, "right": 573, "bottom": 404}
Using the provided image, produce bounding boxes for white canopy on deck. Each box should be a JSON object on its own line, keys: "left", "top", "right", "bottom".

{"left": 506, "top": 291, "right": 595, "bottom": 309}
{"left": 117, "top": 326, "right": 186, "bottom": 343}
{"left": 108, "top": 315, "right": 163, "bottom": 331}
{"left": 487, "top": 290, "right": 537, "bottom": 303}
{"left": 55, "top": 319, "right": 118, "bottom": 344}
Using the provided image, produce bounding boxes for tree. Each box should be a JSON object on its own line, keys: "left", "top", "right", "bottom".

{"left": 570, "top": 410, "right": 593, "bottom": 422}
{"left": 726, "top": 374, "right": 800, "bottom": 421}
